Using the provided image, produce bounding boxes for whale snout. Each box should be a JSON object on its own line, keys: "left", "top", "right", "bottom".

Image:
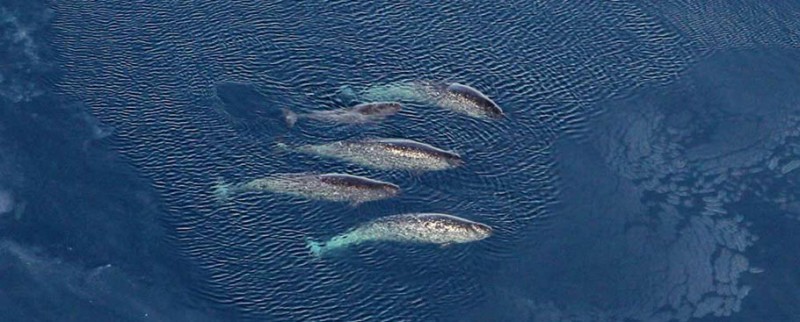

{"left": 447, "top": 156, "right": 464, "bottom": 167}
{"left": 442, "top": 152, "right": 464, "bottom": 168}
{"left": 472, "top": 223, "right": 493, "bottom": 239}
{"left": 382, "top": 183, "right": 402, "bottom": 196}
{"left": 486, "top": 105, "right": 505, "bottom": 119}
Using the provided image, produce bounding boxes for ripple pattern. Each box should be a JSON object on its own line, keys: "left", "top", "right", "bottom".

{"left": 51, "top": 0, "right": 700, "bottom": 320}
{"left": 642, "top": 0, "right": 800, "bottom": 50}
{"left": 467, "top": 49, "right": 800, "bottom": 321}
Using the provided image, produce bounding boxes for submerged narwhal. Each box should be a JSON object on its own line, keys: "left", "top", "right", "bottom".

{"left": 282, "top": 101, "right": 403, "bottom": 127}
{"left": 213, "top": 173, "right": 400, "bottom": 206}
{"left": 280, "top": 138, "right": 462, "bottom": 172}
{"left": 307, "top": 213, "right": 493, "bottom": 256}
{"left": 344, "top": 81, "right": 504, "bottom": 119}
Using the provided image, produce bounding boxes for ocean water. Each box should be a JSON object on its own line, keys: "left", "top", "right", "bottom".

{"left": 1, "top": 0, "right": 800, "bottom": 321}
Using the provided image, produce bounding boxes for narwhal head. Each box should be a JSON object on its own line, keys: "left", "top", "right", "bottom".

{"left": 379, "top": 182, "right": 402, "bottom": 198}
{"left": 468, "top": 222, "right": 494, "bottom": 240}
{"left": 447, "top": 217, "right": 494, "bottom": 243}
{"left": 446, "top": 83, "right": 504, "bottom": 119}
{"left": 443, "top": 151, "right": 464, "bottom": 168}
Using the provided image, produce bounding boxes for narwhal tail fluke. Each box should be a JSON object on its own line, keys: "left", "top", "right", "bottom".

{"left": 306, "top": 238, "right": 327, "bottom": 257}
{"left": 212, "top": 181, "right": 238, "bottom": 203}
{"left": 273, "top": 140, "right": 291, "bottom": 152}
{"left": 281, "top": 108, "right": 299, "bottom": 128}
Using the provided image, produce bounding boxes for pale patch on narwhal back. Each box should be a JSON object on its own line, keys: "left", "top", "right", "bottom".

{"left": 357, "top": 81, "right": 430, "bottom": 103}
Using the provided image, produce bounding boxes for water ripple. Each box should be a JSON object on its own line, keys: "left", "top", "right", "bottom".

{"left": 51, "top": 0, "right": 701, "bottom": 320}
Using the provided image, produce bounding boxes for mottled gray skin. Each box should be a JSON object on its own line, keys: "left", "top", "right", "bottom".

{"left": 351, "top": 213, "right": 493, "bottom": 244}
{"left": 358, "top": 81, "right": 503, "bottom": 119}
{"left": 218, "top": 173, "right": 400, "bottom": 205}
{"left": 296, "top": 138, "right": 462, "bottom": 171}
{"left": 308, "top": 213, "right": 493, "bottom": 256}
{"left": 283, "top": 102, "right": 402, "bottom": 127}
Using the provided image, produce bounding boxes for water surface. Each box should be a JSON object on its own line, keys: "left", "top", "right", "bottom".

{"left": 1, "top": 0, "right": 799, "bottom": 321}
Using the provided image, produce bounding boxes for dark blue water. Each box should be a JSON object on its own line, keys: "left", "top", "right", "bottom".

{"left": 2, "top": 0, "right": 800, "bottom": 321}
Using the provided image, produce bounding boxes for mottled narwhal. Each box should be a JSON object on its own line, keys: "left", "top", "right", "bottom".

{"left": 343, "top": 81, "right": 504, "bottom": 119}
{"left": 307, "top": 213, "right": 493, "bottom": 256}
{"left": 282, "top": 102, "right": 403, "bottom": 127}
{"left": 213, "top": 173, "right": 400, "bottom": 206}
{"left": 279, "top": 138, "right": 462, "bottom": 172}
